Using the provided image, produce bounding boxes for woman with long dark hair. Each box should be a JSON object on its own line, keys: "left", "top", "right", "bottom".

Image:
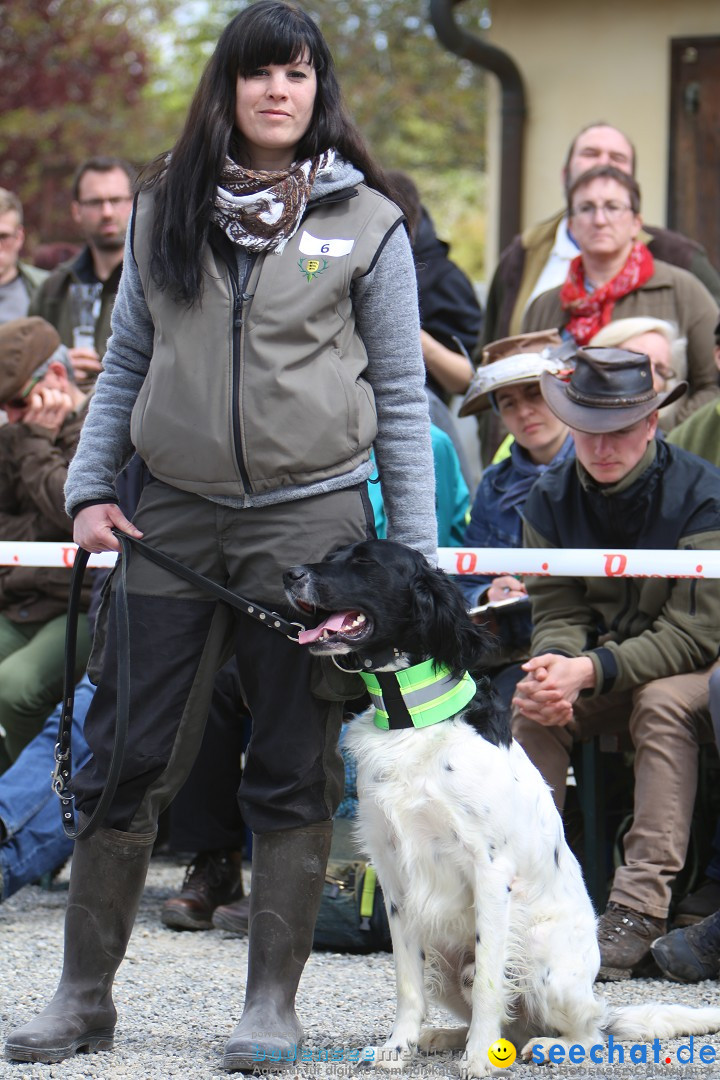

{"left": 6, "top": 2, "right": 436, "bottom": 1069}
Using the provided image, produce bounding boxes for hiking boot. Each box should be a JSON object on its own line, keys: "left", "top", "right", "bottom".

{"left": 651, "top": 910, "right": 720, "bottom": 983}
{"left": 596, "top": 901, "right": 666, "bottom": 981}
{"left": 212, "top": 894, "right": 250, "bottom": 936}
{"left": 673, "top": 879, "right": 720, "bottom": 928}
{"left": 161, "top": 849, "right": 244, "bottom": 931}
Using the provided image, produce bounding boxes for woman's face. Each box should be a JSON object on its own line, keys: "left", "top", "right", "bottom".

{"left": 621, "top": 331, "right": 674, "bottom": 392}
{"left": 235, "top": 54, "right": 317, "bottom": 170}
{"left": 494, "top": 382, "right": 568, "bottom": 465}
{"left": 569, "top": 176, "right": 641, "bottom": 263}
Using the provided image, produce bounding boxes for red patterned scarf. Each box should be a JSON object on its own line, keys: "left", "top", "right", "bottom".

{"left": 559, "top": 243, "right": 655, "bottom": 344}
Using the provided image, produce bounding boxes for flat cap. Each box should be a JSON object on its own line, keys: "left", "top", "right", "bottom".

{"left": 0, "top": 317, "right": 61, "bottom": 402}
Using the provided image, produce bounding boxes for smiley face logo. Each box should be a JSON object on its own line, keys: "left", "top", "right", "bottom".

{"left": 487, "top": 1039, "right": 516, "bottom": 1068}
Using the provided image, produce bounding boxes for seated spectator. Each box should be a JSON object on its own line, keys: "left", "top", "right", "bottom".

{"left": 0, "top": 318, "right": 92, "bottom": 771}
{"left": 665, "top": 315, "right": 720, "bottom": 469}
{"left": 522, "top": 165, "right": 719, "bottom": 427}
{"left": 589, "top": 316, "right": 690, "bottom": 430}
{"left": 455, "top": 330, "right": 573, "bottom": 706}
{"left": 512, "top": 347, "right": 720, "bottom": 981}
{"left": 0, "top": 190, "right": 48, "bottom": 325}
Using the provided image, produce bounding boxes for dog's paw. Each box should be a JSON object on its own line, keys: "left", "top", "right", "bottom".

{"left": 459, "top": 1053, "right": 505, "bottom": 1079}
{"left": 362, "top": 1044, "right": 415, "bottom": 1072}
{"left": 520, "top": 1036, "right": 561, "bottom": 1065}
{"left": 418, "top": 1026, "right": 468, "bottom": 1054}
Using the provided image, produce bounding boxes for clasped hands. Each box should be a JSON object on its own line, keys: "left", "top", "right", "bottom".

{"left": 512, "top": 653, "right": 596, "bottom": 727}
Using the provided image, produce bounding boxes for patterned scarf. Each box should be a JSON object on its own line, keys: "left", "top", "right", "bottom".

{"left": 211, "top": 149, "right": 335, "bottom": 254}
{"left": 559, "top": 242, "right": 655, "bottom": 344}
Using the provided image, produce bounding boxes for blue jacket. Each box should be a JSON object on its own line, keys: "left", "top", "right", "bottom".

{"left": 458, "top": 435, "right": 574, "bottom": 665}
{"left": 460, "top": 434, "right": 575, "bottom": 606}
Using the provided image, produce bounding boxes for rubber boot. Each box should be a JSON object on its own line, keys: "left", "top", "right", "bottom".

{"left": 4, "top": 817, "right": 155, "bottom": 1063}
{"left": 222, "top": 821, "right": 332, "bottom": 1072}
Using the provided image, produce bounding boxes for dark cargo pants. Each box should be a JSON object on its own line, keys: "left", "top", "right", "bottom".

{"left": 73, "top": 478, "right": 374, "bottom": 835}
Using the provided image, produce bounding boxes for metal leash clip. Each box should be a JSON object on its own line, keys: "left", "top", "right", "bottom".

{"left": 51, "top": 743, "right": 71, "bottom": 796}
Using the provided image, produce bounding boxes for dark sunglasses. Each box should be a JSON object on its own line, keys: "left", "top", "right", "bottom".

{"left": 3, "top": 375, "right": 42, "bottom": 411}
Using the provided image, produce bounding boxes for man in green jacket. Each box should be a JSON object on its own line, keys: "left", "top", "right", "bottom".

{"left": 512, "top": 347, "right": 720, "bottom": 982}
{"left": 29, "top": 157, "right": 135, "bottom": 391}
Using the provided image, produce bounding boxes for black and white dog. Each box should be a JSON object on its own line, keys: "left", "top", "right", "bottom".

{"left": 284, "top": 540, "right": 720, "bottom": 1078}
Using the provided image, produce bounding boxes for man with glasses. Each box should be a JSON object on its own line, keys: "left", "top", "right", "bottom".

{"left": 0, "top": 316, "right": 92, "bottom": 771}
{"left": 0, "top": 189, "right": 48, "bottom": 325}
{"left": 29, "top": 157, "right": 135, "bottom": 389}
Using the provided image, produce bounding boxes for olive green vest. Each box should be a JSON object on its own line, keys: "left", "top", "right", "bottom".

{"left": 130, "top": 186, "right": 403, "bottom": 497}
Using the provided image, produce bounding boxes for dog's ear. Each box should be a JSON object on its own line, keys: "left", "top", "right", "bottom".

{"left": 410, "top": 564, "right": 493, "bottom": 675}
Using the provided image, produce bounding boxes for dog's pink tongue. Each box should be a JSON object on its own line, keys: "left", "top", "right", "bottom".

{"left": 298, "top": 612, "right": 352, "bottom": 645}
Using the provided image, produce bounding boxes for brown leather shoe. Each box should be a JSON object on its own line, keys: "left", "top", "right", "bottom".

{"left": 596, "top": 901, "right": 666, "bottom": 981}
{"left": 212, "top": 894, "right": 251, "bottom": 936}
{"left": 161, "top": 850, "right": 244, "bottom": 931}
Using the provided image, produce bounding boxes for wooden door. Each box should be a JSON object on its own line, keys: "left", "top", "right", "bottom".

{"left": 668, "top": 37, "right": 720, "bottom": 271}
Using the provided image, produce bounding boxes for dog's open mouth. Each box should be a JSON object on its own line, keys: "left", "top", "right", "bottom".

{"left": 296, "top": 607, "right": 373, "bottom": 648}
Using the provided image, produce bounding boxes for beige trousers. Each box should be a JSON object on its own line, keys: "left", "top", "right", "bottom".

{"left": 512, "top": 663, "right": 718, "bottom": 919}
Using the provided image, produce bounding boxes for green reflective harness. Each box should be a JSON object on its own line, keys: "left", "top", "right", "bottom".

{"left": 358, "top": 658, "right": 477, "bottom": 731}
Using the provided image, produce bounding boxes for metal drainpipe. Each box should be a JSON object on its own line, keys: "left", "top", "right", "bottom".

{"left": 428, "top": 0, "right": 526, "bottom": 253}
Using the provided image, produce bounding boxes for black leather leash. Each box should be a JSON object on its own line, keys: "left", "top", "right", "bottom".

{"left": 53, "top": 532, "right": 306, "bottom": 840}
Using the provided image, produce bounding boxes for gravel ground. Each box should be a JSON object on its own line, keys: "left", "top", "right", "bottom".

{"left": 2, "top": 855, "right": 720, "bottom": 1080}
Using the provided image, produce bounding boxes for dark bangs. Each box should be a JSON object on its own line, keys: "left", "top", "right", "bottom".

{"left": 232, "top": 2, "right": 329, "bottom": 77}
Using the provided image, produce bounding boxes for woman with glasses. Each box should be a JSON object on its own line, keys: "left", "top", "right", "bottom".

{"left": 5, "top": 1, "right": 436, "bottom": 1071}
{"left": 522, "top": 165, "right": 719, "bottom": 424}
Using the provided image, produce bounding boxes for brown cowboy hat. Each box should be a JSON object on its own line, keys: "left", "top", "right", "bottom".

{"left": 540, "top": 347, "right": 687, "bottom": 434}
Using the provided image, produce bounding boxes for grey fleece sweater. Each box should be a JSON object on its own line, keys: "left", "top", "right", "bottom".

{"left": 65, "top": 158, "right": 437, "bottom": 560}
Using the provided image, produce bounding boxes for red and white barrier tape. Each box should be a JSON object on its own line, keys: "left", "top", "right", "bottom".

{"left": 439, "top": 548, "right": 719, "bottom": 579}
{"left": 0, "top": 543, "right": 117, "bottom": 569}
{"left": 1, "top": 542, "right": 718, "bottom": 580}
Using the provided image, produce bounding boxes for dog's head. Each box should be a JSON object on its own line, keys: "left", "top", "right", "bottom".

{"left": 283, "top": 539, "right": 492, "bottom": 674}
